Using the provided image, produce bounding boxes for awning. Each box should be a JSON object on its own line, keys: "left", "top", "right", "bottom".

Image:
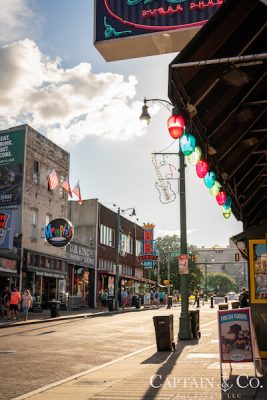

{"left": 168, "top": 0, "right": 267, "bottom": 231}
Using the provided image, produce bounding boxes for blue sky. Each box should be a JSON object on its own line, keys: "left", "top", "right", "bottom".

{"left": 0, "top": 0, "right": 243, "bottom": 246}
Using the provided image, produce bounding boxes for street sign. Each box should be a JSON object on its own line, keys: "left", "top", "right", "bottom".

{"left": 163, "top": 280, "right": 170, "bottom": 285}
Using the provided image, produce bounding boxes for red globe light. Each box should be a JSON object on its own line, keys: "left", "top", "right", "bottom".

{"left": 196, "top": 160, "right": 209, "bottom": 178}
{"left": 216, "top": 191, "right": 227, "bottom": 206}
{"left": 167, "top": 114, "right": 185, "bottom": 139}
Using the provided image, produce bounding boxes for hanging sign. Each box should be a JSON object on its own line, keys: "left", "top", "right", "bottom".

{"left": 45, "top": 218, "right": 74, "bottom": 248}
{"left": 179, "top": 254, "right": 189, "bottom": 274}
{"left": 218, "top": 308, "right": 254, "bottom": 363}
{"left": 137, "top": 223, "right": 158, "bottom": 268}
{"left": 94, "top": 0, "right": 224, "bottom": 61}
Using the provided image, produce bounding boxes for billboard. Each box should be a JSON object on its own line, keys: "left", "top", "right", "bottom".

{"left": 0, "top": 129, "right": 26, "bottom": 208}
{"left": 94, "top": 0, "right": 223, "bottom": 61}
{"left": 0, "top": 210, "right": 15, "bottom": 249}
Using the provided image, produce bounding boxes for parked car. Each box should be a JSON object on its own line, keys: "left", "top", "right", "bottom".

{"left": 227, "top": 292, "right": 238, "bottom": 300}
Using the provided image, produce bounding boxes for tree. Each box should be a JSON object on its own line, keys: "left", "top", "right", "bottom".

{"left": 155, "top": 235, "right": 202, "bottom": 293}
{"left": 207, "top": 272, "right": 237, "bottom": 295}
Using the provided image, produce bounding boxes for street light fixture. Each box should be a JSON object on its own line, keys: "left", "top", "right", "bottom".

{"left": 140, "top": 98, "right": 192, "bottom": 340}
{"left": 115, "top": 206, "right": 136, "bottom": 311}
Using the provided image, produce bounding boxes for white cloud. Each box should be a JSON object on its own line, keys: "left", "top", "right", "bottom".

{"left": 0, "top": 0, "right": 33, "bottom": 44}
{"left": 0, "top": 39, "right": 158, "bottom": 146}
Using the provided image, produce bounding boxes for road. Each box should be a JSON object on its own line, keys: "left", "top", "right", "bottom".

{"left": 0, "top": 308, "right": 180, "bottom": 400}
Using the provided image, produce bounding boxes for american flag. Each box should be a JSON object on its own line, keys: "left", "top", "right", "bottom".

{"left": 47, "top": 169, "right": 59, "bottom": 190}
{"left": 61, "top": 176, "right": 72, "bottom": 197}
{"left": 72, "top": 181, "right": 82, "bottom": 205}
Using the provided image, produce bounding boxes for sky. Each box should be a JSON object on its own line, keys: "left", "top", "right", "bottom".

{"left": 0, "top": 0, "right": 243, "bottom": 246}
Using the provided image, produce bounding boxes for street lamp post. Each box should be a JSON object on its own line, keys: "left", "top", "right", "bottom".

{"left": 140, "top": 98, "right": 192, "bottom": 340}
{"left": 114, "top": 206, "right": 136, "bottom": 311}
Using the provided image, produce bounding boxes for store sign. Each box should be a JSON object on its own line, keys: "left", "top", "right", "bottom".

{"left": 66, "top": 242, "right": 95, "bottom": 268}
{"left": 0, "top": 258, "right": 17, "bottom": 273}
{"left": 218, "top": 308, "right": 254, "bottom": 363}
{"left": 45, "top": 218, "right": 73, "bottom": 248}
{"left": 179, "top": 254, "right": 189, "bottom": 274}
{"left": 0, "top": 129, "right": 25, "bottom": 208}
{"left": 137, "top": 223, "right": 158, "bottom": 268}
{"left": 94, "top": 0, "right": 223, "bottom": 60}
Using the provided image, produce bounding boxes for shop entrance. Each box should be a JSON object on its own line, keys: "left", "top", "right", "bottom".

{"left": 42, "top": 277, "right": 57, "bottom": 309}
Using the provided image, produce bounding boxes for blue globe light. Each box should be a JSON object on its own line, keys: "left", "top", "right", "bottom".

{"left": 222, "top": 195, "right": 232, "bottom": 210}
{"left": 204, "top": 171, "right": 216, "bottom": 188}
{"left": 180, "top": 133, "right": 196, "bottom": 156}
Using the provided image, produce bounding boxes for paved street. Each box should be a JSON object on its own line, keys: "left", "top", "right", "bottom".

{"left": 1, "top": 308, "right": 178, "bottom": 400}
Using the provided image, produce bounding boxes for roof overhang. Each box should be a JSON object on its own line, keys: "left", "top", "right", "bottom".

{"left": 168, "top": 0, "right": 267, "bottom": 231}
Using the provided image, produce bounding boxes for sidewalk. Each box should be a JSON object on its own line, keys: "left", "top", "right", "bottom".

{"left": 12, "top": 306, "right": 267, "bottom": 400}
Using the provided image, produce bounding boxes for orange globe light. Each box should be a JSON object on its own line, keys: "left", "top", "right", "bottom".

{"left": 167, "top": 114, "right": 185, "bottom": 139}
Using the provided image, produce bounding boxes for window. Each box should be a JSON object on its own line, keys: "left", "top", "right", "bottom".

{"left": 121, "top": 265, "right": 132, "bottom": 276}
{"left": 31, "top": 209, "right": 38, "bottom": 240}
{"left": 33, "top": 160, "right": 40, "bottom": 185}
{"left": 59, "top": 175, "right": 64, "bottom": 198}
{"left": 136, "top": 240, "right": 142, "bottom": 256}
{"left": 98, "top": 258, "right": 115, "bottom": 272}
{"left": 100, "top": 225, "right": 115, "bottom": 247}
{"left": 120, "top": 233, "right": 133, "bottom": 254}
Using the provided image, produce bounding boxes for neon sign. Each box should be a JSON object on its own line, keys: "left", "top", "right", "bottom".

{"left": 137, "top": 224, "right": 158, "bottom": 268}
{"left": 45, "top": 218, "right": 73, "bottom": 248}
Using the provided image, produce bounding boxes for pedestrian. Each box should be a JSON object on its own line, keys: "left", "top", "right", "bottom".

{"left": 122, "top": 288, "right": 128, "bottom": 309}
{"left": 194, "top": 290, "right": 199, "bottom": 307}
{"left": 154, "top": 290, "right": 159, "bottom": 306}
{"left": 150, "top": 290, "right": 154, "bottom": 307}
{"left": 100, "top": 289, "right": 108, "bottom": 311}
{"left": 9, "top": 287, "right": 21, "bottom": 321}
{"left": 98, "top": 290, "right": 103, "bottom": 310}
{"left": 21, "top": 289, "right": 33, "bottom": 321}
{"left": 159, "top": 291, "right": 164, "bottom": 307}
{"left": 239, "top": 287, "right": 249, "bottom": 308}
{"left": 1, "top": 286, "right": 11, "bottom": 320}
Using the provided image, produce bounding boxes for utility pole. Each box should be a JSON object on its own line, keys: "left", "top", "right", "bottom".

{"left": 167, "top": 250, "right": 171, "bottom": 295}
{"left": 115, "top": 207, "right": 120, "bottom": 311}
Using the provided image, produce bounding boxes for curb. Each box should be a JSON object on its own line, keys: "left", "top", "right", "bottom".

{"left": 0, "top": 305, "right": 162, "bottom": 329}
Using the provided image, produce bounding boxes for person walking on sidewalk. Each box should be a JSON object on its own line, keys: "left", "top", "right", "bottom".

{"left": 9, "top": 287, "right": 21, "bottom": 321}
{"left": 1, "top": 286, "right": 11, "bottom": 320}
{"left": 21, "top": 289, "right": 33, "bottom": 321}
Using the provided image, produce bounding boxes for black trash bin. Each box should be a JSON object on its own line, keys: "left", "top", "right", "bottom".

{"left": 50, "top": 300, "right": 60, "bottom": 318}
{"left": 153, "top": 315, "right": 175, "bottom": 351}
{"left": 189, "top": 310, "right": 200, "bottom": 339}
{"left": 135, "top": 296, "right": 141, "bottom": 309}
{"left": 108, "top": 297, "right": 115, "bottom": 311}
{"left": 167, "top": 296, "right": 173, "bottom": 309}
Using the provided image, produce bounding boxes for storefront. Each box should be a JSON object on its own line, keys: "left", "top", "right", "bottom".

{"left": 0, "top": 257, "right": 19, "bottom": 290}
{"left": 66, "top": 242, "right": 96, "bottom": 308}
{"left": 23, "top": 250, "right": 68, "bottom": 309}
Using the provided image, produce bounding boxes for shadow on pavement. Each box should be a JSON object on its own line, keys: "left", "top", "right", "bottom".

{"left": 141, "top": 338, "right": 199, "bottom": 399}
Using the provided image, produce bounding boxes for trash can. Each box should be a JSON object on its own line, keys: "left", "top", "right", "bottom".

{"left": 231, "top": 301, "right": 240, "bottom": 309}
{"left": 218, "top": 303, "right": 228, "bottom": 310}
{"left": 167, "top": 296, "right": 173, "bottom": 309}
{"left": 108, "top": 297, "right": 115, "bottom": 311}
{"left": 189, "top": 310, "right": 200, "bottom": 339}
{"left": 135, "top": 297, "right": 141, "bottom": 309}
{"left": 153, "top": 315, "right": 175, "bottom": 351}
{"left": 50, "top": 300, "right": 60, "bottom": 318}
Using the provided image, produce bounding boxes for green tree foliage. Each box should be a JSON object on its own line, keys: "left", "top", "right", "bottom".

{"left": 155, "top": 235, "right": 202, "bottom": 293}
{"left": 207, "top": 272, "right": 237, "bottom": 295}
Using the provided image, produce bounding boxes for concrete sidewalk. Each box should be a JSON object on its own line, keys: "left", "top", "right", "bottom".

{"left": 12, "top": 306, "right": 267, "bottom": 400}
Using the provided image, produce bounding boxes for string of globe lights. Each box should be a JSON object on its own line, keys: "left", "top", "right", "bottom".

{"left": 167, "top": 106, "right": 232, "bottom": 219}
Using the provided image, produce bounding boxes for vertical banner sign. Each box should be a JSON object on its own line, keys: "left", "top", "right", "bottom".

{"left": 0, "top": 129, "right": 26, "bottom": 208}
{"left": 179, "top": 254, "right": 189, "bottom": 274}
{"left": 218, "top": 308, "right": 254, "bottom": 363}
{"left": 137, "top": 223, "right": 158, "bottom": 268}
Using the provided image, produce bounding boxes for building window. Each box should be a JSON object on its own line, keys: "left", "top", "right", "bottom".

{"left": 120, "top": 233, "right": 133, "bottom": 254}
{"left": 31, "top": 209, "right": 38, "bottom": 240}
{"left": 59, "top": 175, "right": 64, "bottom": 198}
{"left": 98, "top": 258, "right": 115, "bottom": 272}
{"left": 121, "top": 265, "right": 132, "bottom": 276}
{"left": 33, "top": 160, "right": 40, "bottom": 185}
{"left": 100, "top": 225, "right": 115, "bottom": 247}
{"left": 136, "top": 240, "right": 142, "bottom": 256}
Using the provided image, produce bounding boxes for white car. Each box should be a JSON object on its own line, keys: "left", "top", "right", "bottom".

{"left": 227, "top": 292, "right": 238, "bottom": 300}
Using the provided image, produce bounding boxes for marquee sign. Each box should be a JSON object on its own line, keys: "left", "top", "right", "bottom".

{"left": 45, "top": 218, "right": 73, "bottom": 248}
{"left": 137, "top": 223, "right": 158, "bottom": 268}
{"left": 94, "top": 0, "right": 223, "bottom": 61}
